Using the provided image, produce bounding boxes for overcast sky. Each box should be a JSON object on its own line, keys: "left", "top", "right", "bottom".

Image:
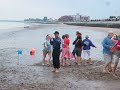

{"left": 0, "top": 0, "right": 120, "bottom": 20}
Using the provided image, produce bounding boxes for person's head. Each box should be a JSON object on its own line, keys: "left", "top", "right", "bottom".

{"left": 65, "top": 34, "right": 69, "bottom": 38}
{"left": 77, "top": 32, "right": 82, "bottom": 37}
{"left": 108, "top": 31, "right": 114, "bottom": 38}
{"left": 62, "top": 35, "right": 65, "bottom": 39}
{"left": 118, "top": 35, "right": 120, "bottom": 41}
{"left": 54, "top": 31, "right": 59, "bottom": 38}
{"left": 85, "top": 35, "right": 89, "bottom": 39}
{"left": 76, "top": 31, "right": 79, "bottom": 36}
{"left": 46, "top": 34, "right": 51, "bottom": 40}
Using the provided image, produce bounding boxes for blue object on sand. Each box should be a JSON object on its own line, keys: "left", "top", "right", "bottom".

{"left": 17, "top": 50, "right": 22, "bottom": 55}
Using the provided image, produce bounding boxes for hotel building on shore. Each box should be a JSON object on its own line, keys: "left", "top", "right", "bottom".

{"left": 71, "top": 13, "right": 90, "bottom": 22}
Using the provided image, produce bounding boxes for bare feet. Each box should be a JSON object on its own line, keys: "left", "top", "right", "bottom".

{"left": 62, "top": 64, "right": 65, "bottom": 67}
{"left": 55, "top": 69, "right": 60, "bottom": 73}
{"left": 52, "top": 69, "right": 56, "bottom": 72}
{"left": 103, "top": 69, "right": 112, "bottom": 74}
{"left": 112, "top": 72, "right": 118, "bottom": 78}
{"left": 103, "top": 69, "right": 108, "bottom": 73}
{"left": 89, "top": 59, "right": 93, "bottom": 65}
{"left": 89, "top": 62, "right": 93, "bottom": 65}
{"left": 47, "top": 62, "right": 51, "bottom": 66}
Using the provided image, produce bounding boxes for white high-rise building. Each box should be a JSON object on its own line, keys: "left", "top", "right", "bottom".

{"left": 72, "top": 13, "right": 90, "bottom": 22}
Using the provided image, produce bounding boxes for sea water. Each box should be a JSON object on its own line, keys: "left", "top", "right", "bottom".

{"left": 0, "top": 23, "right": 107, "bottom": 65}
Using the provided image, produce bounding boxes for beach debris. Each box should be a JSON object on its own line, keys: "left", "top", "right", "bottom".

{"left": 17, "top": 50, "right": 23, "bottom": 55}
{"left": 17, "top": 50, "right": 23, "bottom": 65}
{"left": 30, "top": 48, "right": 36, "bottom": 58}
{"left": 24, "top": 26, "right": 30, "bottom": 28}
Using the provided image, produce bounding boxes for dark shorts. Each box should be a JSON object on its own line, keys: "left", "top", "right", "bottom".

{"left": 75, "top": 48, "right": 82, "bottom": 57}
{"left": 43, "top": 48, "right": 51, "bottom": 53}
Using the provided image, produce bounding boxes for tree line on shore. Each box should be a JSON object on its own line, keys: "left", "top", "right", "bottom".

{"left": 64, "top": 22, "right": 120, "bottom": 28}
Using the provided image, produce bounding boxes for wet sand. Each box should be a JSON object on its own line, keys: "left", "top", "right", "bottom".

{"left": 0, "top": 47, "right": 120, "bottom": 90}
{"left": 0, "top": 24, "right": 120, "bottom": 90}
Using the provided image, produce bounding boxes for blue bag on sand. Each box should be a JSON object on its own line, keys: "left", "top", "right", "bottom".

{"left": 17, "top": 50, "right": 22, "bottom": 55}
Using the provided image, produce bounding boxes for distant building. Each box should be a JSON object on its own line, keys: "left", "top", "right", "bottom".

{"left": 81, "top": 16, "right": 90, "bottom": 22}
{"left": 48, "top": 18, "right": 53, "bottom": 22}
{"left": 43, "top": 17, "right": 48, "bottom": 21}
{"left": 117, "top": 16, "right": 120, "bottom": 20}
{"left": 72, "top": 13, "right": 90, "bottom": 22}
{"left": 58, "top": 16, "right": 73, "bottom": 22}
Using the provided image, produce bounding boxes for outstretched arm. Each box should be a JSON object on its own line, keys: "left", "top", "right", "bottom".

{"left": 90, "top": 40, "right": 96, "bottom": 48}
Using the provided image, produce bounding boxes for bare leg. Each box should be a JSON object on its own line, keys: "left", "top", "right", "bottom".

{"left": 66, "top": 59, "right": 70, "bottom": 66}
{"left": 75, "top": 58, "right": 77, "bottom": 64}
{"left": 65, "top": 58, "right": 70, "bottom": 65}
{"left": 61, "top": 59, "right": 63, "bottom": 66}
{"left": 80, "top": 57, "right": 82, "bottom": 63}
{"left": 77, "top": 56, "right": 81, "bottom": 65}
{"left": 47, "top": 52, "right": 52, "bottom": 65}
{"left": 84, "top": 59, "right": 88, "bottom": 65}
{"left": 103, "top": 62, "right": 112, "bottom": 73}
{"left": 89, "top": 58, "right": 93, "bottom": 65}
{"left": 112, "top": 62, "right": 118, "bottom": 77}
{"left": 42, "top": 52, "right": 47, "bottom": 65}
{"left": 62, "top": 58, "right": 65, "bottom": 66}
{"left": 65, "top": 58, "right": 67, "bottom": 65}
{"left": 108, "top": 62, "right": 112, "bottom": 72}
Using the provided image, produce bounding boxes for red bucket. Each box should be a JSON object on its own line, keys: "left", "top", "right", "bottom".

{"left": 30, "top": 48, "right": 36, "bottom": 56}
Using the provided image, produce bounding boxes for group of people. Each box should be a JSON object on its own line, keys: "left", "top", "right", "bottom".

{"left": 102, "top": 31, "right": 120, "bottom": 78}
{"left": 42, "top": 31, "right": 96, "bottom": 73}
{"left": 42, "top": 30, "right": 120, "bottom": 78}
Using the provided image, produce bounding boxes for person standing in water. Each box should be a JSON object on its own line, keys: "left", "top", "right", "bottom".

{"left": 111, "top": 34, "right": 120, "bottom": 77}
{"left": 72, "top": 31, "right": 82, "bottom": 63}
{"left": 61, "top": 34, "right": 74, "bottom": 66}
{"left": 73, "top": 34, "right": 82, "bottom": 65}
{"left": 102, "top": 31, "right": 114, "bottom": 73}
{"left": 50, "top": 31, "right": 61, "bottom": 73}
{"left": 42, "top": 34, "right": 52, "bottom": 66}
{"left": 83, "top": 35, "right": 96, "bottom": 65}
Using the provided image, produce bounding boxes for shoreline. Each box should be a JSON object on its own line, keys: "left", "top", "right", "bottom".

{"left": 0, "top": 23, "right": 119, "bottom": 34}
{"left": 26, "top": 23, "right": 120, "bottom": 34}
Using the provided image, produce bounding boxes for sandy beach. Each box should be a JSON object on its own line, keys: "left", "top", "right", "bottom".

{"left": 0, "top": 24, "right": 120, "bottom": 90}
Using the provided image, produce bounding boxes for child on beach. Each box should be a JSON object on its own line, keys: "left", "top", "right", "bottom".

{"left": 73, "top": 35, "right": 82, "bottom": 65}
{"left": 111, "top": 34, "right": 120, "bottom": 77}
{"left": 50, "top": 31, "right": 61, "bottom": 73}
{"left": 82, "top": 35, "right": 96, "bottom": 65}
{"left": 61, "top": 34, "right": 74, "bottom": 66}
{"left": 42, "top": 34, "right": 52, "bottom": 66}
{"left": 72, "top": 31, "right": 82, "bottom": 63}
